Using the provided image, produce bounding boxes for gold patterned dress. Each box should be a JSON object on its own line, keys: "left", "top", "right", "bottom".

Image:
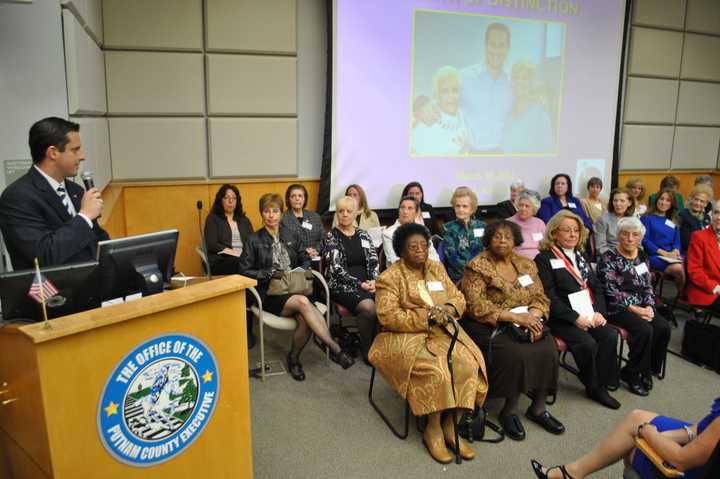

{"left": 368, "top": 259, "right": 488, "bottom": 416}
{"left": 459, "top": 251, "right": 558, "bottom": 398}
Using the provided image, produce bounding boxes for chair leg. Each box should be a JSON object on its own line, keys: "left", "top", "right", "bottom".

{"left": 260, "top": 315, "right": 266, "bottom": 382}
{"left": 658, "top": 348, "right": 667, "bottom": 380}
{"left": 368, "top": 366, "right": 409, "bottom": 439}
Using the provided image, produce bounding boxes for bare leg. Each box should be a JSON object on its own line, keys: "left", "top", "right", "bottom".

{"left": 666, "top": 263, "right": 685, "bottom": 291}
{"left": 545, "top": 409, "right": 658, "bottom": 479}
{"left": 281, "top": 295, "right": 341, "bottom": 354}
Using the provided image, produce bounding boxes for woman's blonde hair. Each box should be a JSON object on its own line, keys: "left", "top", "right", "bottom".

{"left": 625, "top": 178, "right": 645, "bottom": 201}
{"left": 689, "top": 184, "right": 713, "bottom": 201}
{"left": 450, "top": 186, "right": 478, "bottom": 213}
{"left": 345, "top": 184, "right": 372, "bottom": 218}
{"left": 539, "top": 210, "right": 589, "bottom": 252}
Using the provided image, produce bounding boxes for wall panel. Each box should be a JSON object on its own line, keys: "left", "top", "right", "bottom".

{"left": 62, "top": 0, "right": 103, "bottom": 45}
{"left": 623, "top": 77, "right": 678, "bottom": 123}
{"left": 681, "top": 34, "right": 720, "bottom": 81}
{"left": 63, "top": 10, "right": 106, "bottom": 115}
{"left": 206, "top": 0, "right": 296, "bottom": 53}
{"left": 209, "top": 118, "right": 297, "bottom": 177}
{"left": 676, "top": 81, "right": 720, "bottom": 125}
{"left": 71, "top": 117, "right": 111, "bottom": 191}
{"left": 686, "top": 0, "right": 720, "bottom": 34}
{"left": 103, "top": 0, "right": 202, "bottom": 50}
{"left": 628, "top": 27, "right": 683, "bottom": 78}
{"left": 109, "top": 118, "right": 207, "bottom": 180}
{"left": 620, "top": 125, "right": 674, "bottom": 170}
{"left": 206, "top": 54, "right": 297, "bottom": 115}
{"left": 672, "top": 127, "right": 720, "bottom": 169}
{"left": 105, "top": 51, "right": 204, "bottom": 114}
{"left": 632, "top": 0, "right": 686, "bottom": 29}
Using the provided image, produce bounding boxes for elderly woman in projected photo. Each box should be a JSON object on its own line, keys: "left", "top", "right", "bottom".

{"left": 411, "top": 66, "right": 469, "bottom": 156}
{"left": 501, "top": 60, "right": 553, "bottom": 154}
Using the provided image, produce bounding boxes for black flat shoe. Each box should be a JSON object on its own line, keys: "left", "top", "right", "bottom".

{"left": 620, "top": 368, "right": 649, "bottom": 396}
{"left": 586, "top": 387, "right": 621, "bottom": 410}
{"left": 329, "top": 349, "right": 355, "bottom": 369}
{"left": 531, "top": 460, "right": 574, "bottom": 479}
{"left": 525, "top": 409, "right": 565, "bottom": 435}
{"left": 286, "top": 353, "right": 305, "bottom": 381}
{"left": 499, "top": 413, "right": 525, "bottom": 441}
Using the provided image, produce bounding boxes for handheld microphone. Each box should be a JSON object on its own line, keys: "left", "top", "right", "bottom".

{"left": 81, "top": 171, "right": 94, "bottom": 190}
{"left": 197, "top": 200, "right": 212, "bottom": 281}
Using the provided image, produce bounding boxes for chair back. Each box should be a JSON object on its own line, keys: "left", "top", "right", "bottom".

{"left": 0, "top": 231, "right": 12, "bottom": 273}
{"left": 195, "top": 246, "right": 209, "bottom": 273}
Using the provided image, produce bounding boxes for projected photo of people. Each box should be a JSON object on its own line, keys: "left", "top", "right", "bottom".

{"left": 410, "top": 10, "right": 565, "bottom": 157}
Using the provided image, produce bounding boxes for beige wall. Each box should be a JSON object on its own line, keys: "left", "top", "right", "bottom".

{"left": 620, "top": 0, "right": 720, "bottom": 171}
{"left": 102, "top": 0, "right": 326, "bottom": 181}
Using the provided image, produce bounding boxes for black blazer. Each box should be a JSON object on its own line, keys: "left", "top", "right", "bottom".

{"left": 493, "top": 200, "right": 517, "bottom": 220}
{"left": 535, "top": 249, "right": 607, "bottom": 325}
{"left": 238, "top": 227, "right": 309, "bottom": 299}
{"left": 420, "top": 202, "right": 440, "bottom": 235}
{"left": 0, "top": 167, "right": 109, "bottom": 270}
{"left": 203, "top": 211, "right": 253, "bottom": 268}
{"left": 678, "top": 208, "right": 710, "bottom": 255}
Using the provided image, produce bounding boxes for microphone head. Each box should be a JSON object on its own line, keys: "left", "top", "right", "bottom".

{"left": 196, "top": 200, "right": 203, "bottom": 210}
{"left": 81, "top": 170, "right": 94, "bottom": 181}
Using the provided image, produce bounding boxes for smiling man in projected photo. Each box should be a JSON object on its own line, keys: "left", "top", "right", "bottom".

{"left": 461, "top": 22, "right": 513, "bottom": 153}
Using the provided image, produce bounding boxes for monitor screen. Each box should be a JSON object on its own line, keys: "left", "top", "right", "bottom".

{"left": 97, "top": 229, "right": 179, "bottom": 299}
{"left": 0, "top": 261, "right": 100, "bottom": 322}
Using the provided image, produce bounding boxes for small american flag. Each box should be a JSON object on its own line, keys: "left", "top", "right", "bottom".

{"left": 27, "top": 269, "right": 59, "bottom": 304}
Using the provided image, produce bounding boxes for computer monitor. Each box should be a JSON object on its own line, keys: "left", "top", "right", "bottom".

{"left": 97, "top": 229, "right": 179, "bottom": 299}
{"left": 0, "top": 261, "right": 100, "bottom": 322}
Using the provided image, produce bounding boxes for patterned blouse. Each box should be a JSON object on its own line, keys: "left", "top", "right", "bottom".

{"left": 597, "top": 248, "right": 655, "bottom": 314}
{"left": 459, "top": 251, "right": 550, "bottom": 327}
{"left": 280, "top": 209, "right": 324, "bottom": 253}
{"left": 321, "top": 227, "right": 379, "bottom": 294}
{"left": 442, "top": 218, "right": 486, "bottom": 282}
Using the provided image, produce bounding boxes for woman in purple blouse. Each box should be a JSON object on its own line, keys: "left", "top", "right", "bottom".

{"left": 597, "top": 216, "right": 671, "bottom": 397}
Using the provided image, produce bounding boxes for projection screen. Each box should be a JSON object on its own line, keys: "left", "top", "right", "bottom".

{"left": 329, "top": 0, "right": 628, "bottom": 211}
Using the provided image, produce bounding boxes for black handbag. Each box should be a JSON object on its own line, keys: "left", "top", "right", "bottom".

{"left": 507, "top": 322, "right": 551, "bottom": 343}
{"left": 457, "top": 406, "right": 504, "bottom": 443}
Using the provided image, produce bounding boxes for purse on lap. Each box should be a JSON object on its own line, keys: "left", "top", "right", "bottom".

{"left": 266, "top": 269, "right": 314, "bottom": 296}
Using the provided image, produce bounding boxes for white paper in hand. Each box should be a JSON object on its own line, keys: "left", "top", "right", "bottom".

{"left": 510, "top": 306, "right": 529, "bottom": 314}
{"left": 568, "top": 289, "right": 594, "bottom": 318}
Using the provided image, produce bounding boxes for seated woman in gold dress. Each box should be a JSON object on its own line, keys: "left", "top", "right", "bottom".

{"left": 369, "top": 223, "right": 488, "bottom": 464}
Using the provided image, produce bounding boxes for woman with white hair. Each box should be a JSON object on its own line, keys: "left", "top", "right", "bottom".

{"left": 597, "top": 216, "right": 671, "bottom": 397}
{"left": 322, "top": 196, "right": 379, "bottom": 361}
{"left": 412, "top": 66, "right": 469, "bottom": 155}
{"left": 495, "top": 179, "right": 525, "bottom": 219}
{"left": 508, "top": 190, "right": 545, "bottom": 259}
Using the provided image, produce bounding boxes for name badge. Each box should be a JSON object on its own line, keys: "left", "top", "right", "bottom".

{"left": 665, "top": 219, "right": 676, "bottom": 229}
{"left": 302, "top": 221, "right": 313, "bottom": 230}
{"left": 550, "top": 258, "right": 565, "bottom": 270}
{"left": 635, "top": 262, "right": 649, "bottom": 275}
{"left": 422, "top": 211, "right": 431, "bottom": 219}
{"left": 518, "top": 274, "right": 533, "bottom": 287}
{"left": 427, "top": 281, "right": 444, "bottom": 292}
{"left": 473, "top": 228, "right": 485, "bottom": 238}
{"left": 568, "top": 202, "right": 577, "bottom": 209}
{"left": 532, "top": 232, "right": 544, "bottom": 242}
{"left": 361, "top": 239, "right": 371, "bottom": 249}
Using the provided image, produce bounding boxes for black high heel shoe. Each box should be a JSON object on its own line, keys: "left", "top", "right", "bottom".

{"left": 329, "top": 349, "right": 355, "bottom": 369}
{"left": 286, "top": 353, "right": 306, "bottom": 381}
{"left": 530, "top": 460, "right": 574, "bottom": 479}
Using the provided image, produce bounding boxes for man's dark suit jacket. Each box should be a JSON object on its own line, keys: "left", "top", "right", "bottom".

{"left": 0, "top": 167, "right": 109, "bottom": 270}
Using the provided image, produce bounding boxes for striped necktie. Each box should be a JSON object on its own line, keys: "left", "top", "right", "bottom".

{"left": 57, "top": 185, "right": 74, "bottom": 216}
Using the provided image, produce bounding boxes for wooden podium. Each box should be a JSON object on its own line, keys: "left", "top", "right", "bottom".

{"left": 0, "top": 275, "right": 255, "bottom": 479}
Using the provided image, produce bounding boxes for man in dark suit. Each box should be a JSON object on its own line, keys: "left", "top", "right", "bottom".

{"left": 0, "top": 117, "right": 108, "bottom": 270}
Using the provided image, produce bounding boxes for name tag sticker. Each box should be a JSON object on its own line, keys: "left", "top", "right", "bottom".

{"left": 550, "top": 258, "right": 565, "bottom": 270}
{"left": 518, "top": 274, "right": 534, "bottom": 287}
{"left": 568, "top": 202, "right": 577, "bottom": 209}
{"left": 635, "top": 263, "right": 649, "bottom": 275}
{"left": 532, "top": 232, "right": 544, "bottom": 241}
{"left": 361, "top": 239, "right": 371, "bottom": 249}
{"left": 473, "top": 228, "right": 485, "bottom": 238}
{"left": 665, "top": 219, "right": 676, "bottom": 229}
{"left": 302, "top": 221, "right": 313, "bottom": 230}
{"left": 422, "top": 211, "right": 431, "bottom": 219}
{"left": 427, "top": 281, "right": 444, "bottom": 292}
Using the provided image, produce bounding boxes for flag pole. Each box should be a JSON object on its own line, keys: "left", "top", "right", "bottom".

{"left": 34, "top": 258, "right": 51, "bottom": 329}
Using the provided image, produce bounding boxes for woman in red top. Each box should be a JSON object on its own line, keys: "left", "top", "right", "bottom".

{"left": 687, "top": 202, "right": 720, "bottom": 312}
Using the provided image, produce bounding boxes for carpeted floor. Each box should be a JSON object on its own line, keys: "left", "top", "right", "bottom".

{"left": 248, "top": 292, "right": 719, "bottom": 479}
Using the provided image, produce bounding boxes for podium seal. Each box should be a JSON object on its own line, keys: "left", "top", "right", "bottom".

{"left": 97, "top": 334, "right": 220, "bottom": 467}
